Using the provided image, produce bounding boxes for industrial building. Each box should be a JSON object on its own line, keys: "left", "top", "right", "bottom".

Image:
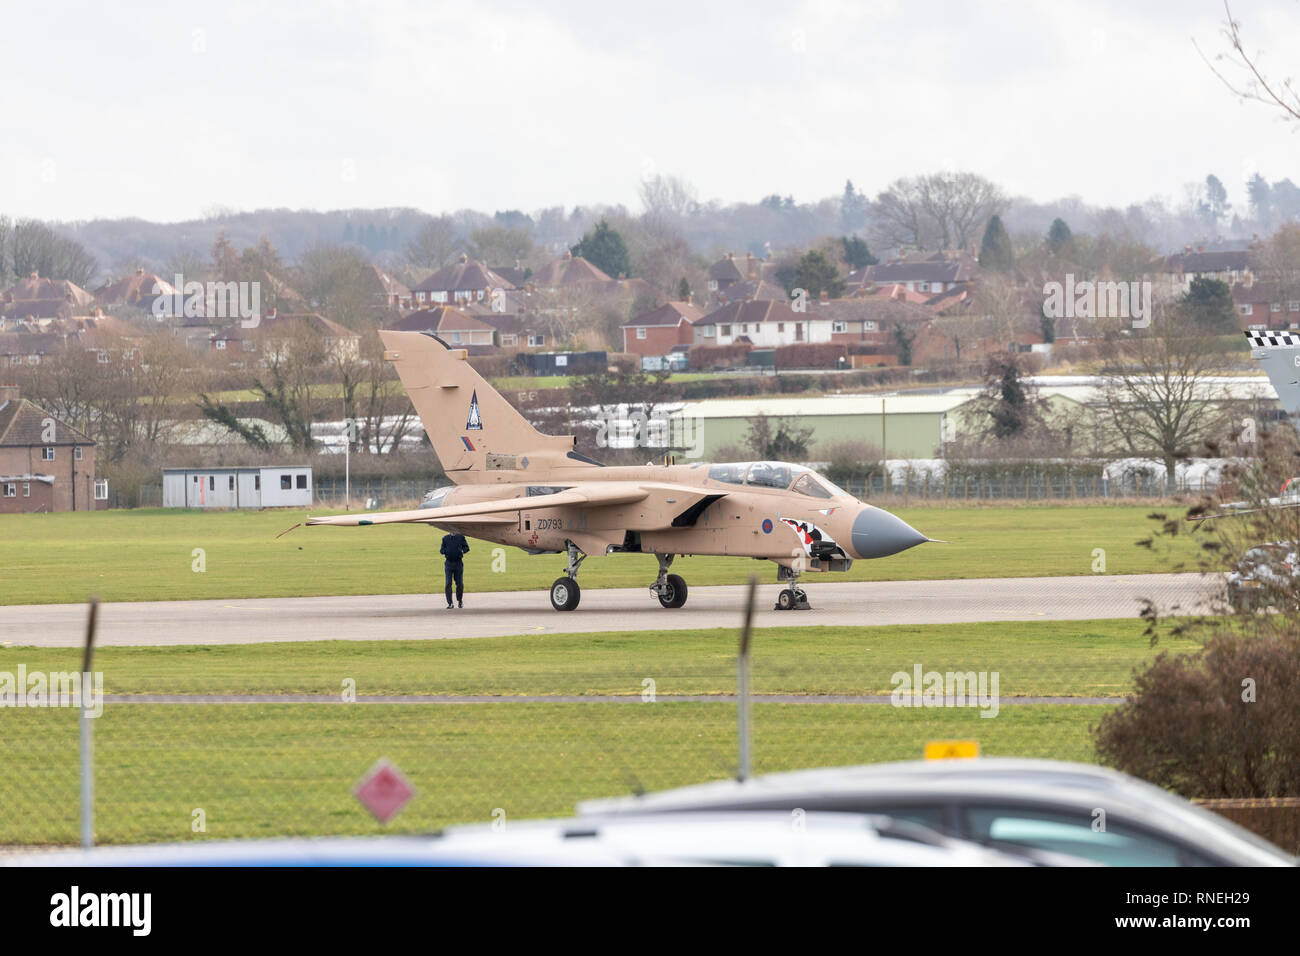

{"left": 162, "top": 466, "right": 313, "bottom": 509}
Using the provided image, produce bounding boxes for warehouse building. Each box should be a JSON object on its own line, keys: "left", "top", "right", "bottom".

{"left": 162, "top": 466, "right": 313, "bottom": 509}
{"left": 670, "top": 394, "right": 975, "bottom": 460}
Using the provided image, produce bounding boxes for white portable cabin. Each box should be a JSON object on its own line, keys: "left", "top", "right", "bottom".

{"left": 162, "top": 466, "right": 313, "bottom": 509}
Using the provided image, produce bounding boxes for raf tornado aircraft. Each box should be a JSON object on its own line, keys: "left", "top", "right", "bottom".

{"left": 303, "top": 330, "right": 935, "bottom": 611}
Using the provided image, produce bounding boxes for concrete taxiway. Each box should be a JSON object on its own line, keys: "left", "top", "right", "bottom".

{"left": 0, "top": 573, "right": 1222, "bottom": 647}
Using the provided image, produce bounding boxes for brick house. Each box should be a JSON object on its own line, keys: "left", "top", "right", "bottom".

{"left": 1233, "top": 281, "right": 1300, "bottom": 329}
{"left": 620, "top": 301, "right": 703, "bottom": 355}
{"left": 0, "top": 384, "right": 102, "bottom": 512}
{"left": 387, "top": 307, "right": 498, "bottom": 351}
{"left": 861, "top": 252, "right": 979, "bottom": 295}
{"left": 411, "top": 255, "right": 516, "bottom": 306}
{"left": 1160, "top": 248, "right": 1254, "bottom": 292}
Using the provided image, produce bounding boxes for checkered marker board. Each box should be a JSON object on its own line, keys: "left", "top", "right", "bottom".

{"left": 1246, "top": 330, "right": 1300, "bottom": 348}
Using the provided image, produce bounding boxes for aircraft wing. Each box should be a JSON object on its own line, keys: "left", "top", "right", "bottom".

{"left": 304, "top": 482, "right": 726, "bottom": 530}
{"left": 304, "top": 484, "right": 654, "bottom": 528}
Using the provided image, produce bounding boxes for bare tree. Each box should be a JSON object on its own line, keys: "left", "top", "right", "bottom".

{"left": 1197, "top": 1, "right": 1300, "bottom": 123}
{"left": 1098, "top": 305, "right": 1237, "bottom": 483}
{"left": 873, "top": 172, "right": 1006, "bottom": 251}
{"left": 404, "top": 216, "right": 462, "bottom": 271}
{"left": 638, "top": 174, "right": 699, "bottom": 220}
{"left": 353, "top": 324, "right": 415, "bottom": 454}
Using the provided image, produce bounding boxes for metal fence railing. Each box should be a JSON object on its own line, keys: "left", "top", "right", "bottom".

{"left": 843, "top": 474, "right": 1222, "bottom": 501}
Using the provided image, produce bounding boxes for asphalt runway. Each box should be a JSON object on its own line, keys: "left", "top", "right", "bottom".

{"left": 0, "top": 573, "right": 1222, "bottom": 648}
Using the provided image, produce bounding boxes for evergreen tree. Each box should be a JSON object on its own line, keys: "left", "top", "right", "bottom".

{"left": 839, "top": 179, "right": 868, "bottom": 232}
{"left": 978, "top": 215, "right": 1015, "bottom": 272}
{"left": 1047, "top": 218, "right": 1073, "bottom": 256}
{"left": 1181, "top": 276, "right": 1237, "bottom": 334}
{"left": 792, "top": 249, "right": 845, "bottom": 299}
{"left": 571, "top": 219, "right": 632, "bottom": 278}
{"left": 892, "top": 322, "right": 917, "bottom": 366}
{"left": 676, "top": 277, "right": 691, "bottom": 301}
{"left": 841, "top": 235, "right": 877, "bottom": 270}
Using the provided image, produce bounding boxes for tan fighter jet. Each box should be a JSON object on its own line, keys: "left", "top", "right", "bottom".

{"left": 305, "top": 331, "right": 935, "bottom": 611}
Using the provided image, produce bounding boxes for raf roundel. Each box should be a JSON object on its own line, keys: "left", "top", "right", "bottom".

{"left": 761, "top": 518, "right": 773, "bottom": 534}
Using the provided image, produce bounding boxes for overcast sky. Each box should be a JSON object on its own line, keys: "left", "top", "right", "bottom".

{"left": 5, "top": 0, "right": 1297, "bottom": 223}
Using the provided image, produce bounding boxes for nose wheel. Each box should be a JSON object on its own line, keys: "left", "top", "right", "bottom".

{"left": 549, "top": 577, "right": 581, "bottom": 611}
{"left": 550, "top": 541, "right": 585, "bottom": 611}
{"left": 774, "top": 566, "right": 812, "bottom": 610}
{"left": 775, "top": 587, "right": 810, "bottom": 611}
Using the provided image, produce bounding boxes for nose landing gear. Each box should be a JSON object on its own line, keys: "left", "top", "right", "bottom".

{"left": 774, "top": 566, "right": 811, "bottom": 611}
{"left": 549, "top": 541, "right": 586, "bottom": 611}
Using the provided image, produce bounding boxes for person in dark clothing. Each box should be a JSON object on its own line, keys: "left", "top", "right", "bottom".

{"left": 440, "top": 532, "right": 470, "bottom": 608}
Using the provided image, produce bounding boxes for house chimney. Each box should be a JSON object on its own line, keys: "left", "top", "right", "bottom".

{"left": 819, "top": 289, "right": 829, "bottom": 302}
{"left": 0, "top": 384, "right": 19, "bottom": 404}
{"left": 136, "top": 266, "right": 145, "bottom": 275}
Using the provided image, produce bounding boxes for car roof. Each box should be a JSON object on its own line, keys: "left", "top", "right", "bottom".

{"left": 576, "top": 759, "right": 1294, "bottom": 866}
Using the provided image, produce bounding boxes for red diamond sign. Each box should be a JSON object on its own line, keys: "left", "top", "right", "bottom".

{"left": 353, "top": 758, "right": 416, "bottom": 823}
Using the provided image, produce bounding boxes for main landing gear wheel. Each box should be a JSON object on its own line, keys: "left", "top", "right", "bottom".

{"left": 649, "top": 554, "right": 688, "bottom": 609}
{"left": 775, "top": 587, "right": 810, "bottom": 611}
{"left": 657, "top": 573, "right": 688, "bottom": 609}
{"left": 550, "top": 577, "right": 581, "bottom": 611}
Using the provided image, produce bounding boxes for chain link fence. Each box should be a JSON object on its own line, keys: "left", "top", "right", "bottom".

{"left": 0, "top": 595, "right": 1158, "bottom": 848}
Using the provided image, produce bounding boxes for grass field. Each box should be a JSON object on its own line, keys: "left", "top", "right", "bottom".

{"left": 0, "top": 617, "right": 1166, "bottom": 843}
{"left": 0, "top": 503, "right": 1205, "bottom": 605}
{"left": 1, "top": 702, "right": 1106, "bottom": 844}
{"left": 0, "top": 619, "right": 1188, "bottom": 698}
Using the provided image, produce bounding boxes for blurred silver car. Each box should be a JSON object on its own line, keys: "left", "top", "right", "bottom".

{"left": 578, "top": 759, "right": 1295, "bottom": 867}
{"left": 1, "top": 812, "right": 1031, "bottom": 868}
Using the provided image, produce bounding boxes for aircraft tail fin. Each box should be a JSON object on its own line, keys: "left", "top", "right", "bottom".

{"left": 1247, "top": 329, "right": 1300, "bottom": 423}
{"left": 378, "top": 330, "right": 595, "bottom": 483}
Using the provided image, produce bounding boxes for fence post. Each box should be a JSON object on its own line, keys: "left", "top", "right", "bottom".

{"left": 81, "top": 597, "right": 99, "bottom": 849}
{"left": 737, "top": 576, "right": 757, "bottom": 782}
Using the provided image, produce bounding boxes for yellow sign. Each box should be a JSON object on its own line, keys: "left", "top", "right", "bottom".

{"left": 924, "top": 740, "right": 980, "bottom": 760}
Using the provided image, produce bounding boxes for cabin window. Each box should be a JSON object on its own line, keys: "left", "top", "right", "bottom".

{"left": 281, "top": 475, "right": 292, "bottom": 490}
{"left": 707, "top": 463, "right": 748, "bottom": 485}
{"left": 792, "top": 473, "right": 834, "bottom": 499}
{"left": 296, "top": 474, "right": 307, "bottom": 489}
{"left": 746, "top": 462, "right": 793, "bottom": 489}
